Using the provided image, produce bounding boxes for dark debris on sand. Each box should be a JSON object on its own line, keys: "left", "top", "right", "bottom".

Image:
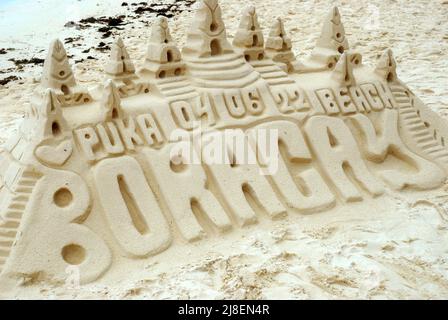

{"left": 9, "top": 58, "right": 45, "bottom": 66}
{"left": 0, "top": 76, "right": 21, "bottom": 86}
{"left": 133, "top": 0, "right": 196, "bottom": 18}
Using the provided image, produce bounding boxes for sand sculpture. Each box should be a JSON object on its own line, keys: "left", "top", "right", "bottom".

{"left": 1, "top": 0, "right": 447, "bottom": 290}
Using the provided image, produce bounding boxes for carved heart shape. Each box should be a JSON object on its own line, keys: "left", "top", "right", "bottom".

{"left": 36, "top": 140, "right": 73, "bottom": 166}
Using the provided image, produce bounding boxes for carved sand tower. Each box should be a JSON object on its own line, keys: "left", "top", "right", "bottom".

{"left": 233, "top": 7, "right": 294, "bottom": 88}
{"left": 105, "top": 37, "right": 150, "bottom": 97}
{"left": 139, "top": 17, "right": 197, "bottom": 104}
{"left": 1, "top": 0, "right": 448, "bottom": 293}
{"left": 40, "top": 39, "right": 92, "bottom": 105}
{"left": 141, "top": 17, "right": 185, "bottom": 79}
{"left": 233, "top": 6, "right": 265, "bottom": 62}
{"left": 265, "top": 17, "right": 297, "bottom": 73}
{"left": 295, "top": 7, "right": 359, "bottom": 73}
{"left": 182, "top": 0, "right": 263, "bottom": 89}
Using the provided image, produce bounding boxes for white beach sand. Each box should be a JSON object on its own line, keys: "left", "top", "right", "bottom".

{"left": 0, "top": 0, "right": 447, "bottom": 299}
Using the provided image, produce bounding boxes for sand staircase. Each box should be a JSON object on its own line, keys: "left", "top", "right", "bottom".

{"left": 390, "top": 84, "right": 448, "bottom": 165}
{"left": 250, "top": 59, "right": 295, "bottom": 86}
{"left": 0, "top": 168, "right": 40, "bottom": 274}
{"left": 154, "top": 75, "right": 198, "bottom": 102}
{"left": 186, "top": 53, "right": 261, "bottom": 89}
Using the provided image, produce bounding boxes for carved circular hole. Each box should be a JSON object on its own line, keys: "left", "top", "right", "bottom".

{"left": 84, "top": 98, "right": 90, "bottom": 103}
{"left": 121, "top": 56, "right": 125, "bottom": 60}
{"left": 159, "top": 70, "right": 166, "bottom": 79}
{"left": 54, "top": 188, "right": 73, "bottom": 208}
{"left": 112, "top": 108, "right": 119, "bottom": 119}
{"left": 424, "top": 121, "right": 430, "bottom": 128}
{"left": 354, "top": 59, "right": 359, "bottom": 65}
{"left": 59, "top": 71, "right": 65, "bottom": 76}
{"left": 252, "top": 103, "right": 258, "bottom": 109}
{"left": 330, "top": 103, "right": 334, "bottom": 107}
{"left": 62, "top": 244, "right": 86, "bottom": 265}
{"left": 210, "top": 22, "right": 218, "bottom": 32}
{"left": 325, "top": 93, "right": 330, "bottom": 98}
{"left": 338, "top": 46, "right": 345, "bottom": 54}
{"left": 61, "top": 84, "right": 69, "bottom": 95}
{"left": 258, "top": 53, "right": 264, "bottom": 60}
{"left": 251, "top": 26, "right": 255, "bottom": 31}
{"left": 336, "top": 33, "right": 341, "bottom": 39}
{"left": 245, "top": 54, "right": 250, "bottom": 62}
{"left": 84, "top": 133, "right": 91, "bottom": 139}
{"left": 144, "top": 88, "right": 149, "bottom": 93}
{"left": 164, "top": 39, "right": 168, "bottom": 44}
{"left": 328, "top": 62, "right": 334, "bottom": 68}
{"left": 174, "top": 68, "right": 182, "bottom": 76}
{"left": 52, "top": 121, "right": 61, "bottom": 136}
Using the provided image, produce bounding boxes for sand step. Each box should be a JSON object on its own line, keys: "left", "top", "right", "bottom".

{"left": 392, "top": 85, "right": 448, "bottom": 164}
{"left": 186, "top": 52, "right": 243, "bottom": 64}
{"left": 193, "top": 71, "right": 260, "bottom": 89}
{"left": 156, "top": 79, "right": 191, "bottom": 91}
{"left": 0, "top": 167, "right": 37, "bottom": 274}
{"left": 162, "top": 86, "right": 197, "bottom": 97}
{"left": 189, "top": 58, "right": 246, "bottom": 71}
{"left": 191, "top": 62, "right": 253, "bottom": 80}
{"left": 0, "top": 237, "right": 13, "bottom": 247}
{"left": 0, "top": 247, "right": 9, "bottom": 257}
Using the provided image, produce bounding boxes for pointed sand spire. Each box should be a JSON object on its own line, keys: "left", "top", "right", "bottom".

{"left": 41, "top": 39, "right": 77, "bottom": 94}
{"left": 295, "top": 7, "right": 359, "bottom": 73}
{"left": 141, "top": 17, "right": 185, "bottom": 79}
{"left": 101, "top": 80, "right": 123, "bottom": 120}
{"left": 316, "top": 7, "right": 349, "bottom": 54}
{"left": 182, "top": 0, "right": 234, "bottom": 58}
{"left": 36, "top": 89, "right": 69, "bottom": 139}
{"left": 331, "top": 52, "right": 356, "bottom": 86}
{"left": 233, "top": 6, "right": 265, "bottom": 62}
{"left": 375, "top": 49, "right": 397, "bottom": 82}
{"left": 104, "top": 37, "right": 137, "bottom": 81}
{"left": 265, "top": 17, "right": 297, "bottom": 72}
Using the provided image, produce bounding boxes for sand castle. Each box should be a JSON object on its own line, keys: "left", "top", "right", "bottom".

{"left": 1, "top": 0, "right": 448, "bottom": 290}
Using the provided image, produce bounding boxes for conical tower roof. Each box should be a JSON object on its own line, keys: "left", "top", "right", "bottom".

{"left": 101, "top": 80, "right": 123, "bottom": 120}
{"left": 104, "top": 37, "right": 136, "bottom": 81}
{"left": 233, "top": 6, "right": 265, "bottom": 62}
{"left": 41, "top": 39, "right": 77, "bottom": 94}
{"left": 331, "top": 52, "right": 356, "bottom": 86}
{"left": 375, "top": 49, "right": 397, "bottom": 82}
{"left": 182, "top": 0, "right": 234, "bottom": 58}
{"left": 315, "top": 7, "right": 349, "bottom": 54}
{"left": 35, "top": 89, "right": 69, "bottom": 140}
{"left": 141, "top": 17, "right": 185, "bottom": 79}
{"left": 265, "top": 17, "right": 296, "bottom": 72}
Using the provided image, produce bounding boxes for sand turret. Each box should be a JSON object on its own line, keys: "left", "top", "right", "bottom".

{"left": 140, "top": 17, "right": 185, "bottom": 79}
{"left": 182, "top": 0, "right": 234, "bottom": 58}
{"left": 105, "top": 37, "right": 137, "bottom": 83}
{"left": 331, "top": 52, "right": 356, "bottom": 86}
{"left": 265, "top": 17, "right": 297, "bottom": 72}
{"left": 35, "top": 89, "right": 69, "bottom": 140}
{"left": 375, "top": 49, "right": 397, "bottom": 82}
{"left": 41, "top": 39, "right": 77, "bottom": 95}
{"left": 40, "top": 39, "right": 93, "bottom": 105}
{"left": 316, "top": 7, "right": 349, "bottom": 55}
{"left": 233, "top": 6, "right": 265, "bottom": 62}
{"left": 295, "top": 7, "right": 356, "bottom": 73}
{"left": 101, "top": 80, "right": 123, "bottom": 120}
